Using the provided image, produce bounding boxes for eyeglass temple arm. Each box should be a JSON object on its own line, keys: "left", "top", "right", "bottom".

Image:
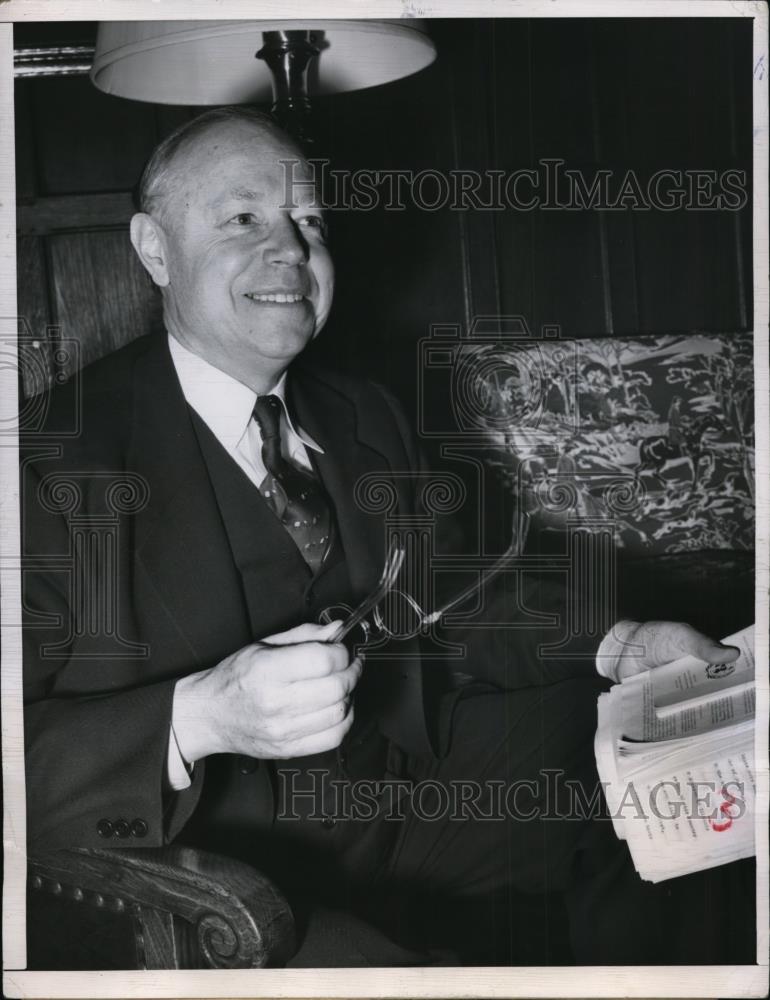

{"left": 422, "top": 513, "right": 531, "bottom": 625}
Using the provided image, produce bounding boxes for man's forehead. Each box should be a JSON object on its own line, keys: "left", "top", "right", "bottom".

{"left": 211, "top": 180, "right": 320, "bottom": 208}
{"left": 175, "top": 128, "right": 315, "bottom": 195}
{"left": 179, "top": 120, "right": 301, "bottom": 168}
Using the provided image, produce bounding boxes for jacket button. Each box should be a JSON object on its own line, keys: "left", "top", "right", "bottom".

{"left": 130, "top": 819, "right": 148, "bottom": 838}
{"left": 96, "top": 819, "right": 114, "bottom": 838}
{"left": 113, "top": 819, "right": 131, "bottom": 839}
{"left": 321, "top": 815, "right": 336, "bottom": 830}
{"left": 238, "top": 756, "right": 258, "bottom": 774}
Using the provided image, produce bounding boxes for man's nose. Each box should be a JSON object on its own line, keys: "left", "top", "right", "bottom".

{"left": 264, "top": 216, "right": 308, "bottom": 267}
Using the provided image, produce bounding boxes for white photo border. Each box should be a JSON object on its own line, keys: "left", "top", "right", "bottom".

{"left": 1, "top": 2, "right": 768, "bottom": 997}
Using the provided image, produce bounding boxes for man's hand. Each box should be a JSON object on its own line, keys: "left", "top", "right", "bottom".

{"left": 171, "top": 621, "right": 362, "bottom": 763}
{"left": 605, "top": 620, "right": 740, "bottom": 682}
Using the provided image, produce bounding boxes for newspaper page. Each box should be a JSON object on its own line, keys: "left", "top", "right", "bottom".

{"left": 596, "top": 626, "right": 756, "bottom": 879}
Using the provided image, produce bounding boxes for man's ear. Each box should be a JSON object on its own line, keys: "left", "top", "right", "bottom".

{"left": 130, "top": 213, "right": 170, "bottom": 287}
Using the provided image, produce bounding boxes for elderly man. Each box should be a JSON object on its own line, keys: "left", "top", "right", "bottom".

{"left": 22, "top": 107, "right": 750, "bottom": 966}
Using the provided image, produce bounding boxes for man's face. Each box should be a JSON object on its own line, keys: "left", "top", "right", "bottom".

{"left": 152, "top": 120, "right": 333, "bottom": 382}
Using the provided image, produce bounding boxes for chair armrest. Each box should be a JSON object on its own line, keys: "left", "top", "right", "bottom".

{"left": 28, "top": 845, "right": 296, "bottom": 969}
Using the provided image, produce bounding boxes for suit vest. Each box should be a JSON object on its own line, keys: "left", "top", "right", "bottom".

{"left": 181, "top": 409, "right": 390, "bottom": 860}
{"left": 193, "top": 408, "right": 353, "bottom": 632}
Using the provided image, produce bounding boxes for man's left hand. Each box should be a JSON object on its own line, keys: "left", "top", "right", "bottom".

{"left": 604, "top": 620, "right": 740, "bottom": 682}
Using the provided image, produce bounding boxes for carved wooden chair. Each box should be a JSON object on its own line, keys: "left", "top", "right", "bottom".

{"left": 27, "top": 846, "right": 296, "bottom": 970}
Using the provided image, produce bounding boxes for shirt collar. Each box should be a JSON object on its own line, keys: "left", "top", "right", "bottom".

{"left": 167, "top": 333, "right": 323, "bottom": 454}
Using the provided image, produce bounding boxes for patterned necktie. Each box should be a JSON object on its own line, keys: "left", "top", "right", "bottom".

{"left": 252, "top": 394, "right": 332, "bottom": 573}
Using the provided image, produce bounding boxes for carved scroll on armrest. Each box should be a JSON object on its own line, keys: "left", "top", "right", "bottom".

{"left": 28, "top": 846, "right": 296, "bottom": 969}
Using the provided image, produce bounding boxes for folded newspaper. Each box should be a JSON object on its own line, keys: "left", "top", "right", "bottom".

{"left": 595, "top": 625, "right": 756, "bottom": 883}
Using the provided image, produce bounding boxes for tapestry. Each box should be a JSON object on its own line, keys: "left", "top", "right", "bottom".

{"left": 462, "top": 332, "right": 754, "bottom": 554}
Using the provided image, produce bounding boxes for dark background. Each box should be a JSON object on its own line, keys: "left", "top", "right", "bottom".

{"left": 15, "top": 17, "right": 753, "bottom": 454}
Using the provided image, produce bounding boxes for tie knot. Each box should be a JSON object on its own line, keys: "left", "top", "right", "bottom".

{"left": 253, "top": 394, "right": 282, "bottom": 441}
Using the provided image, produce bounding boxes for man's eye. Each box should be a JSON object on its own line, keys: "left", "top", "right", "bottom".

{"left": 298, "top": 215, "right": 327, "bottom": 236}
{"left": 230, "top": 213, "right": 258, "bottom": 226}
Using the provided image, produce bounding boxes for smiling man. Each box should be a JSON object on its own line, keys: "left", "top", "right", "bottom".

{"left": 22, "top": 107, "right": 753, "bottom": 968}
{"left": 131, "top": 113, "right": 334, "bottom": 390}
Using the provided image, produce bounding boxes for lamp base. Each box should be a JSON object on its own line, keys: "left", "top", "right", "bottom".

{"left": 256, "top": 30, "right": 323, "bottom": 147}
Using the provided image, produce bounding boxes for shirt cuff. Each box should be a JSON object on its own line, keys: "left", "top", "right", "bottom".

{"left": 166, "top": 722, "right": 194, "bottom": 792}
{"left": 595, "top": 620, "right": 641, "bottom": 684}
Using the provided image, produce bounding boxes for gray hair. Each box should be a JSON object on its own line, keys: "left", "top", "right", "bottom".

{"left": 135, "top": 106, "right": 300, "bottom": 221}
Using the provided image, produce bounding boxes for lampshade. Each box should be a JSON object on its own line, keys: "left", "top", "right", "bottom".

{"left": 90, "top": 20, "right": 436, "bottom": 105}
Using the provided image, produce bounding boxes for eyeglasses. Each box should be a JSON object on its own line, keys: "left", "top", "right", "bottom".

{"left": 320, "top": 514, "right": 529, "bottom": 648}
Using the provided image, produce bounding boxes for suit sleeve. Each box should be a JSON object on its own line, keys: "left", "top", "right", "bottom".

{"left": 22, "top": 460, "right": 203, "bottom": 850}
{"left": 374, "top": 381, "right": 465, "bottom": 555}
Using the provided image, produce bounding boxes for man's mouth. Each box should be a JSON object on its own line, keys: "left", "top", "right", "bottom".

{"left": 245, "top": 292, "right": 305, "bottom": 304}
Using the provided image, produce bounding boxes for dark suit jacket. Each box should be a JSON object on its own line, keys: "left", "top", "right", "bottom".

{"left": 22, "top": 332, "right": 440, "bottom": 850}
{"left": 23, "top": 332, "right": 602, "bottom": 852}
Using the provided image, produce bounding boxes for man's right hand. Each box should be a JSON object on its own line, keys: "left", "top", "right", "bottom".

{"left": 171, "top": 621, "right": 361, "bottom": 764}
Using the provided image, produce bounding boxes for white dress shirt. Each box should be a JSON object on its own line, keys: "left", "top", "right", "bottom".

{"left": 166, "top": 333, "right": 324, "bottom": 791}
{"left": 167, "top": 333, "right": 323, "bottom": 484}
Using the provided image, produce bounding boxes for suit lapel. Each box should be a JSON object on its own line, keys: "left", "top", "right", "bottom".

{"left": 127, "top": 336, "right": 252, "bottom": 669}
{"left": 289, "top": 367, "right": 435, "bottom": 756}
{"left": 288, "top": 370, "right": 393, "bottom": 599}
